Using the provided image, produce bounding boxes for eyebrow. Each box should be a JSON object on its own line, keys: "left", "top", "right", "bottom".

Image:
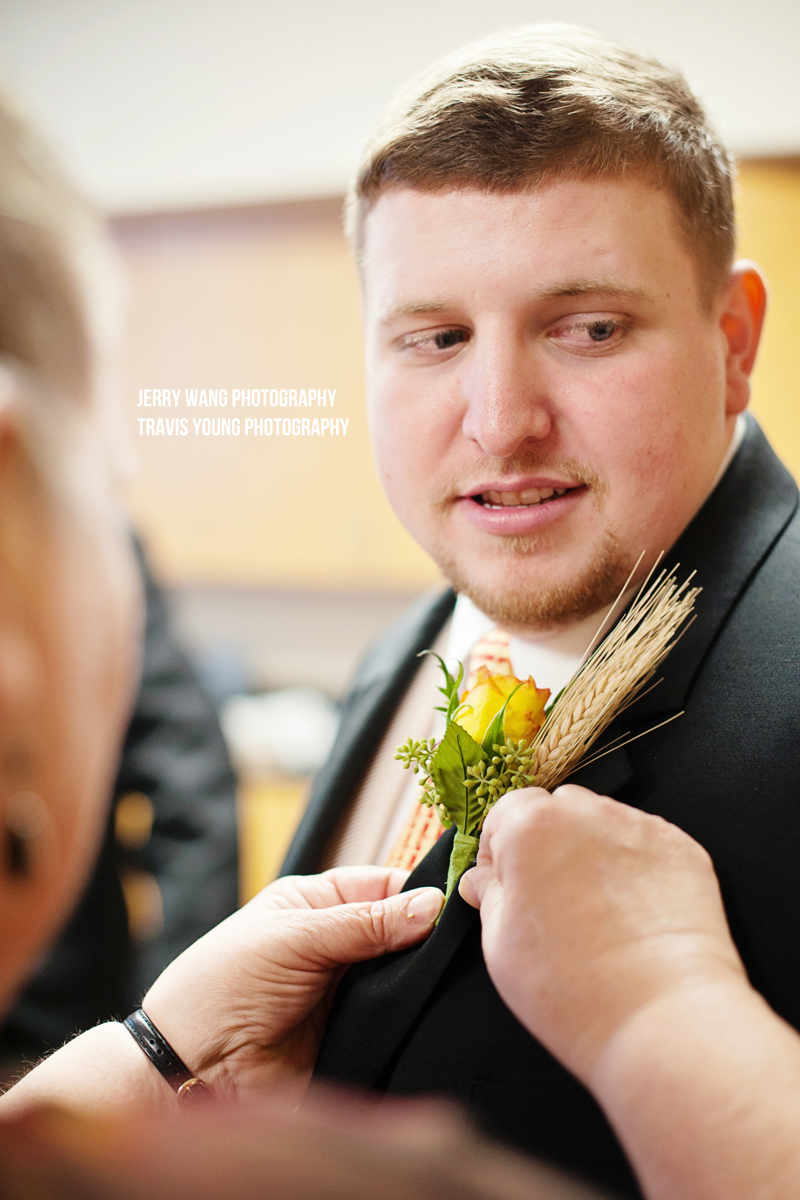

{"left": 379, "top": 300, "right": 452, "bottom": 324}
{"left": 379, "top": 280, "right": 650, "bottom": 324}
{"left": 535, "top": 279, "right": 650, "bottom": 302}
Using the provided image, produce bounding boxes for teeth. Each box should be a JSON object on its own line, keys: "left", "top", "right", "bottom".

{"left": 480, "top": 486, "right": 570, "bottom": 508}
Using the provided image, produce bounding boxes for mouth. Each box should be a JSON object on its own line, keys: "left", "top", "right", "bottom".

{"left": 455, "top": 478, "right": 587, "bottom": 537}
{"left": 473, "top": 485, "right": 574, "bottom": 509}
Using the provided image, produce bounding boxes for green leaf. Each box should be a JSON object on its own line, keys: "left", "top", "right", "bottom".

{"left": 480, "top": 681, "right": 523, "bottom": 756}
{"left": 419, "top": 651, "right": 465, "bottom": 724}
{"left": 430, "top": 720, "right": 488, "bottom": 837}
{"left": 444, "top": 832, "right": 480, "bottom": 905}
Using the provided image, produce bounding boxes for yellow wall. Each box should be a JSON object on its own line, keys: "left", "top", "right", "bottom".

{"left": 115, "top": 200, "right": 442, "bottom": 590}
{"left": 238, "top": 779, "right": 308, "bottom": 900}
{"left": 737, "top": 161, "right": 800, "bottom": 482}
{"left": 114, "top": 164, "right": 800, "bottom": 588}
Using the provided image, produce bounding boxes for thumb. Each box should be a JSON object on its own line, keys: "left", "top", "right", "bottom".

{"left": 315, "top": 886, "right": 444, "bottom": 965}
{"left": 458, "top": 866, "right": 480, "bottom": 909}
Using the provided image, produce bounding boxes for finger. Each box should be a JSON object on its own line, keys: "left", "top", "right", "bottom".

{"left": 459, "top": 793, "right": 536, "bottom": 909}
{"left": 326, "top": 865, "right": 411, "bottom": 902}
{"left": 458, "top": 857, "right": 500, "bottom": 909}
{"left": 550, "top": 784, "right": 617, "bottom": 815}
{"left": 308, "top": 886, "right": 445, "bottom": 965}
{"left": 458, "top": 867, "right": 480, "bottom": 908}
{"left": 459, "top": 789, "right": 552, "bottom": 907}
{"left": 468, "top": 790, "right": 521, "bottom": 870}
{"left": 459, "top": 865, "right": 504, "bottom": 913}
{"left": 480, "top": 787, "right": 552, "bottom": 845}
{"left": 261, "top": 866, "right": 411, "bottom": 912}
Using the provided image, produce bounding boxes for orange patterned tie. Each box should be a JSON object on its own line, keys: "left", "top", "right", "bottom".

{"left": 465, "top": 627, "right": 512, "bottom": 688}
{"left": 384, "top": 628, "right": 512, "bottom": 872}
{"left": 384, "top": 801, "right": 444, "bottom": 872}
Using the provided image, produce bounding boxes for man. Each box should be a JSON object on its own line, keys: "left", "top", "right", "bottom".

{"left": 281, "top": 23, "right": 800, "bottom": 1198}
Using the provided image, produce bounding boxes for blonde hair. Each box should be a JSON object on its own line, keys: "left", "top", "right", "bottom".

{"left": 0, "top": 84, "right": 121, "bottom": 409}
{"left": 347, "top": 25, "right": 735, "bottom": 300}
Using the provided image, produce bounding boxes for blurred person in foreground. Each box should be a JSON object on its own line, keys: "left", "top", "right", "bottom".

{"left": 0, "top": 86, "right": 239, "bottom": 1069}
{"left": 0, "top": 76, "right": 604, "bottom": 1200}
{"left": 0, "top": 535, "right": 240, "bottom": 1071}
{"left": 280, "top": 21, "right": 800, "bottom": 1197}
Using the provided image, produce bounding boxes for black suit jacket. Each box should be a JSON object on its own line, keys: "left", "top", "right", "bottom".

{"left": 283, "top": 417, "right": 800, "bottom": 1197}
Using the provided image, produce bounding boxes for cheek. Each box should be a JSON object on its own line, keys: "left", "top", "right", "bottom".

{"left": 581, "top": 336, "right": 720, "bottom": 482}
{"left": 369, "top": 364, "right": 463, "bottom": 484}
{"left": 45, "top": 529, "right": 141, "bottom": 884}
{"left": 369, "top": 376, "right": 432, "bottom": 504}
{"left": 79, "top": 541, "right": 141, "bottom": 783}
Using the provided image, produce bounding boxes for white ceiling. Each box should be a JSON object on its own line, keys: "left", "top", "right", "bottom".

{"left": 0, "top": 0, "right": 797, "bottom": 215}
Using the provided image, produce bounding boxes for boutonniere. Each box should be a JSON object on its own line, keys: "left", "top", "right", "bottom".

{"left": 396, "top": 562, "right": 700, "bottom": 904}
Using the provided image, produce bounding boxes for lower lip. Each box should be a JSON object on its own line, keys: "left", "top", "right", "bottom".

{"left": 456, "top": 488, "right": 585, "bottom": 535}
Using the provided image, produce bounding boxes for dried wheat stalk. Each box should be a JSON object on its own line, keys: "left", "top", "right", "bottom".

{"left": 531, "top": 563, "right": 700, "bottom": 791}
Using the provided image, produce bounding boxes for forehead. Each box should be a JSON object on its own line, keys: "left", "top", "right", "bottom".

{"left": 361, "top": 179, "right": 701, "bottom": 317}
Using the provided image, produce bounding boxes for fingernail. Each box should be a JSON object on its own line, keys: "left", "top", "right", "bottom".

{"left": 405, "top": 887, "right": 444, "bottom": 925}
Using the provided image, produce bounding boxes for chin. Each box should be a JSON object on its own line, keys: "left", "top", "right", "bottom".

{"left": 436, "top": 531, "right": 635, "bottom": 629}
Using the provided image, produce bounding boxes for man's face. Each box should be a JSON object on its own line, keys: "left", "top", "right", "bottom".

{"left": 362, "top": 178, "right": 745, "bottom": 631}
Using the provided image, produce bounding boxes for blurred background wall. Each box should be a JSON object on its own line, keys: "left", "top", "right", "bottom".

{"left": 1, "top": 0, "right": 798, "bottom": 898}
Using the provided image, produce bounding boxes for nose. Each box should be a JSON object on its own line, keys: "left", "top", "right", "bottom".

{"left": 459, "top": 325, "right": 552, "bottom": 459}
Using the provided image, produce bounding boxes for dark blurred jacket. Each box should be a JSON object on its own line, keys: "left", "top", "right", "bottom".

{"left": 0, "top": 538, "right": 239, "bottom": 1061}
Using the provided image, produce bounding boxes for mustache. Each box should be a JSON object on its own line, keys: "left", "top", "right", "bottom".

{"left": 430, "top": 452, "right": 606, "bottom": 506}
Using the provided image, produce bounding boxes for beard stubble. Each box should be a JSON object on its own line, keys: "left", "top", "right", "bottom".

{"left": 427, "top": 453, "right": 636, "bottom": 630}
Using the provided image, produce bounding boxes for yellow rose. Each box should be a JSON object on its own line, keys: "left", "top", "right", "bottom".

{"left": 457, "top": 667, "right": 550, "bottom": 745}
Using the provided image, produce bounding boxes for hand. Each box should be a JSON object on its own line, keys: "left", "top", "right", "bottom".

{"left": 459, "top": 785, "right": 747, "bottom": 1084}
{"left": 143, "top": 866, "right": 443, "bottom": 1103}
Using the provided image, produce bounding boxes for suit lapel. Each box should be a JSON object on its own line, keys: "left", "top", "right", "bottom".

{"left": 315, "top": 827, "right": 484, "bottom": 1086}
{"left": 556, "top": 419, "right": 798, "bottom": 793}
{"left": 617, "top": 416, "right": 797, "bottom": 725}
{"left": 315, "top": 725, "right": 635, "bottom": 1089}
{"left": 314, "top": 418, "right": 798, "bottom": 1089}
{"left": 281, "top": 588, "right": 455, "bottom": 875}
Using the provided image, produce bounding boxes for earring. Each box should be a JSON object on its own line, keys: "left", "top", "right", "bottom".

{"left": 5, "top": 790, "right": 48, "bottom": 879}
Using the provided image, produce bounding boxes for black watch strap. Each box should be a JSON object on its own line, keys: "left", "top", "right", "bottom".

{"left": 123, "top": 1008, "right": 210, "bottom": 1103}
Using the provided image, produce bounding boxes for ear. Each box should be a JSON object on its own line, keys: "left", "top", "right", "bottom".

{"left": 719, "top": 261, "right": 767, "bottom": 417}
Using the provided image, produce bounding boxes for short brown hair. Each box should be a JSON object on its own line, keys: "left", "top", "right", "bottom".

{"left": 348, "top": 24, "right": 735, "bottom": 300}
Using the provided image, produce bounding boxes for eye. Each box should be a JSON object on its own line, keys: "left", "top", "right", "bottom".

{"left": 586, "top": 320, "right": 617, "bottom": 342}
{"left": 547, "top": 314, "right": 630, "bottom": 353}
{"left": 396, "top": 326, "right": 471, "bottom": 359}
{"left": 434, "top": 329, "right": 467, "bottom": 350}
